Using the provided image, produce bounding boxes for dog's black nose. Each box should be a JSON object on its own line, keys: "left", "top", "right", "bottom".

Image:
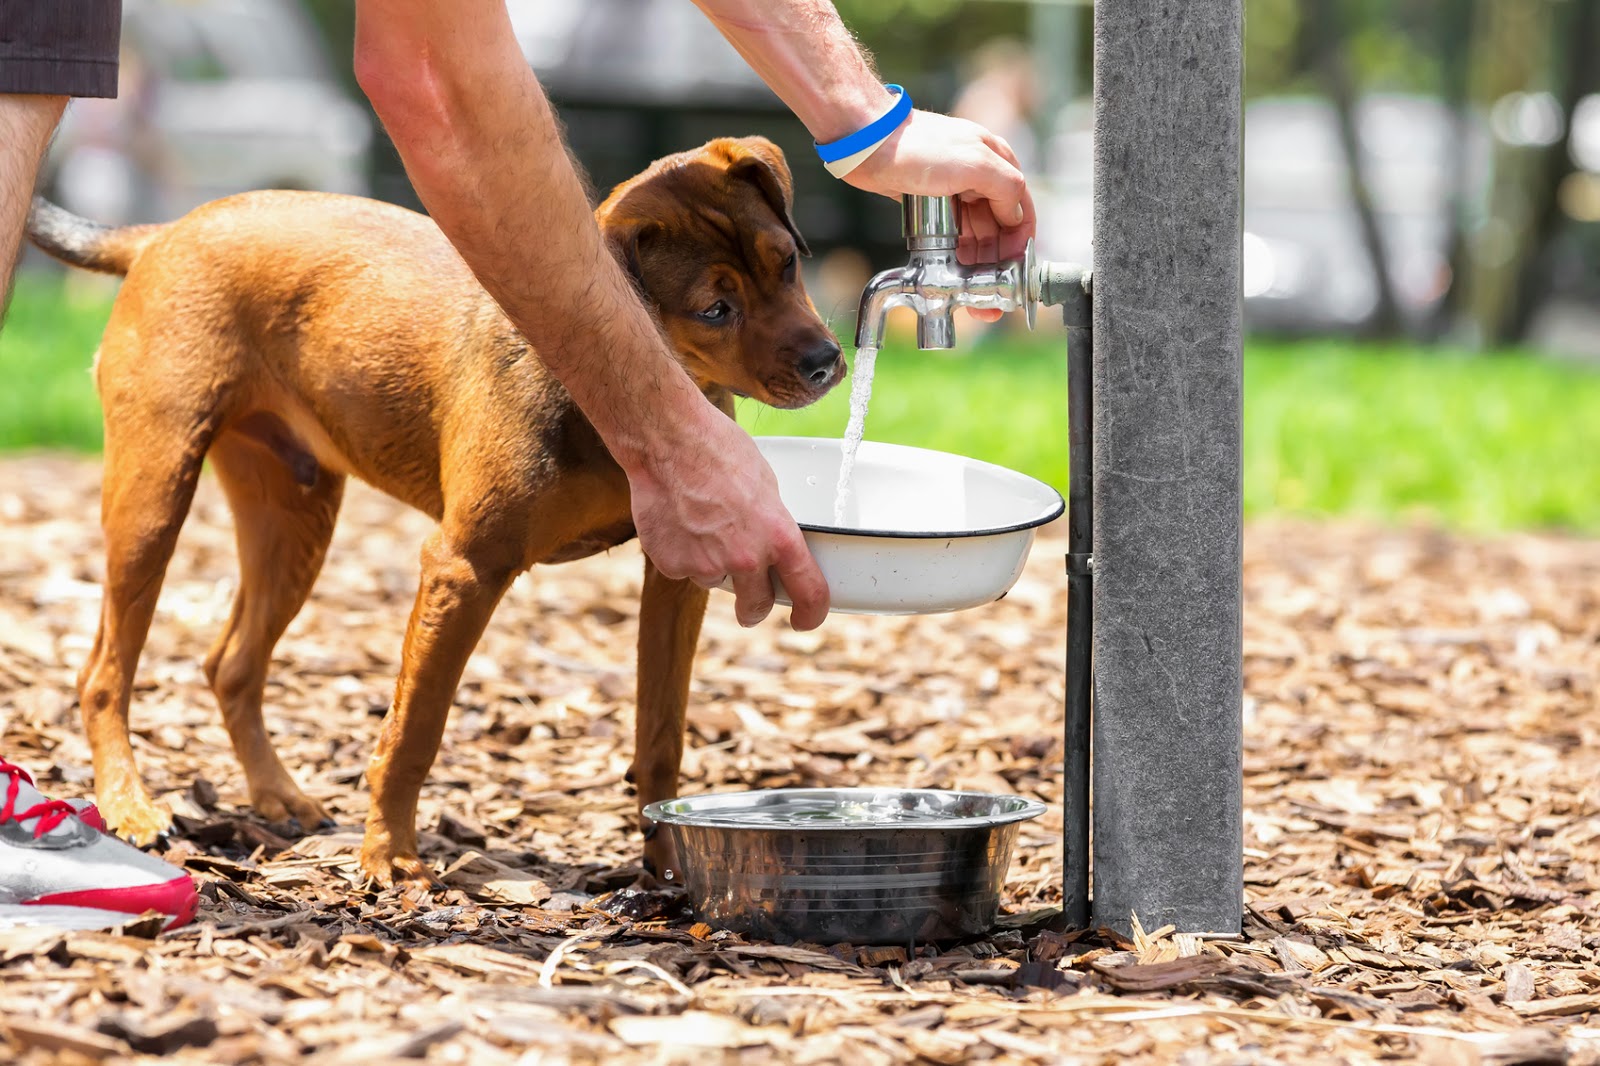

{"left": 798, "top": 340, "right": 842, "bottom": 385}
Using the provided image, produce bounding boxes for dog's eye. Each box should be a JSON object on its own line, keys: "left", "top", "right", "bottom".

{"left": 698, "top": 300, "right": 731, "bottom": 324}
{"left": 783, "top": 253, "right": 798, "bottom": 282}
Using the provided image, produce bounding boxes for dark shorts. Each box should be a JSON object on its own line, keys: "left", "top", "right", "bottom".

{"left": 0, "top": 0, "right": 122, "bottom": 98}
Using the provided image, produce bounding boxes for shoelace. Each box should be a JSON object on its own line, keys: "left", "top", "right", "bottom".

{"left": 0, "top": 759, "right": 78, "bottom": 839}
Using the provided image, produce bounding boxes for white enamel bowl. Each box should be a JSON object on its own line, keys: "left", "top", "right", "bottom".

{"left": 727, "top": 437, "right": 1064, "bottom": 616}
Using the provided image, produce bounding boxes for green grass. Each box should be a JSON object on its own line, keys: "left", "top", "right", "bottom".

{"left": 0, "top": 275, "right": 116, "bottom": 450}
{"left": 5, "top": 274, "right": 1600, "bottom": 532}
{"left": 1243, "top": 340, "right": 1600, "bottom": 532}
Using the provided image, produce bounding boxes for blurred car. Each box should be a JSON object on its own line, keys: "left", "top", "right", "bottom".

{"left": 1039, "top": 93, "right": 1494, "bottom": 337}
{"left": 42, "top": 0, "right": 373, "bottom": 227}
{"left": 1240, "top": 94, "right": 1491, "bottom": 335}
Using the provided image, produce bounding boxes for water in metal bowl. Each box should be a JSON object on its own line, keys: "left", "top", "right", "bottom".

{"left": 644, "top": 788, "right": 1046, "bottom": 945}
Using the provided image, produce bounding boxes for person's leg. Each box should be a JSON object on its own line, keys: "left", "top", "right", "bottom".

{"left": 0, "top": 93, "right": 68, "bottom": 318}
{"left": 0, "top": 0, "right": 124, "bottom": 316}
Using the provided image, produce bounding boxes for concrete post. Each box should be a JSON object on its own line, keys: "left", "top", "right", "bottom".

{"left": 1089, "top": 0, "right": 1244, "bottom": 935}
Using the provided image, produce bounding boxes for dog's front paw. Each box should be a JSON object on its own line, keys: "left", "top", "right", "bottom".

{"left": 249, "top": 780, "right": 332, "bottom": 833}
{"left": 359, "top": 839, "right": 439, "bottom": 891}
{"left": 641, "top": 825, "right": 683, "bottom": 888}
{"left": 100, "top": 791, "right": 174, "bottom": 847}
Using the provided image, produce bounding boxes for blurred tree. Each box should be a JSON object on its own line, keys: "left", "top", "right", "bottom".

{"left": 301, "top": 1, "right": 357, "bottom": 92}
{"left": 1428, "top": 0, "right": 1478, "bottom": 341}
{"left": 1494, "top": 0, "right": 1597, "bottom": 345}
{"left": 1244, "top": 0, "right": 1305, "bottom": 98}
{"left": 834, "top": 0, "right": 1032, "bottom": 108}
{"left": 1307, "top": 1, "right": 1404, "bottom": 338}
{"left": 1455, "top": 0, "right": 1596, "bottom": 348}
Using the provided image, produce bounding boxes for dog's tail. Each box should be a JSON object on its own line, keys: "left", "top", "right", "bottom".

{"left": 27, "top": 197, "right": 164, "bottom": 276}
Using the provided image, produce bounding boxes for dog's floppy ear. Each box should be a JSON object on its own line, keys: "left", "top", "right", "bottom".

{"left": 724, "top": 137, "right": 811, "bottom": 258}
{"left": 603, "top": 216, "right": 658, "bottom": 291}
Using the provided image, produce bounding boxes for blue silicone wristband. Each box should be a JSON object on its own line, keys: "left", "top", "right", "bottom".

{"left": 814, "top": 85, "right": 913, "bottom": 164}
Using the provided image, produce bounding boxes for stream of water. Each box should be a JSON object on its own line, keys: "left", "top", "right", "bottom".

{"left": 831, "top": 346, "right": 878, "bottom": 526}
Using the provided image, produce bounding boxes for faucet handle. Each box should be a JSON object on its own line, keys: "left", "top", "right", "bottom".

{"left": 901, "top": 195, "right": 959, "bottom": 249}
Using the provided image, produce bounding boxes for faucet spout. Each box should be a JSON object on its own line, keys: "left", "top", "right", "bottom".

{"left": 855, "top": 266, "right": 912, "bottom": 352}
{"left": 917, "top": 307, "right": 955, "bottom": 350}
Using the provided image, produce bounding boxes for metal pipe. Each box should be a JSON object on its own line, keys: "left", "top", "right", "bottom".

{"left": 1061, "top": 270, "right": 1093, "bottom": 931}
{"left": 1037, "top": 262, "right": 1092, "bottom": 930}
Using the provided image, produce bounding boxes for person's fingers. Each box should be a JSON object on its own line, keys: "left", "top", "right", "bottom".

{"left": 956, "top": 198, "right": 1012, "bottom": 321}
{"left": 729, "top": 567, "right": 776, "bottom": 627}
{"left": 957, "top": 198, "right": 1001, "bottom": 267}
{"left": 997, "top": 184, "right": 1037, "bottom": 261}
{"left": 963, "top": 153, "right": 1027, "bottom": 232}
{"left": 978, "top": 133, "right": 1037, "bottom": 259}
{"left": 648, "top": 551, "right": 691, "bottom": 582}
{"left": 984, "top": 131, "right": 1023, "bottom": 170}
{"left": 643, "top": 537, "right": 714, "bottom": 586}
{"left": 772, "top": 531, "right": 829, "bottom": 631}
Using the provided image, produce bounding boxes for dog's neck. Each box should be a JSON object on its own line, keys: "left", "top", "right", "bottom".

{"left": 696, "top": 381, "right": 738, "bottom": 419}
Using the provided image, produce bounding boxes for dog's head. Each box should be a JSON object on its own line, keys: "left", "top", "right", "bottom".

{"left": 596, "top": 137, "right": 843, "bottom": 410}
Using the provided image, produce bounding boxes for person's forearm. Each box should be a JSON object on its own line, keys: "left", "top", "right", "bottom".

{"left": 354, "top": 3, "right": 714, "bottom": 476}
{"left": 690, "top": 1, "right": 894, "bottom": 142}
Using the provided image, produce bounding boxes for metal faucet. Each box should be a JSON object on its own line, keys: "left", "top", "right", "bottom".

{"left": 855, "top": 194, "right": 1041, "bottom": 351}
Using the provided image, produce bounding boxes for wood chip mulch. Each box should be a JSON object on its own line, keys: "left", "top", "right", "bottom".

{"left": 1, "top": 455, "right": 1597, "bottom": 1064}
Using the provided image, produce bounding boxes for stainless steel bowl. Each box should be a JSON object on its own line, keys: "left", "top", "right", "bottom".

{"left": 643, "top": 788, "right": 1046, "bottom": 945}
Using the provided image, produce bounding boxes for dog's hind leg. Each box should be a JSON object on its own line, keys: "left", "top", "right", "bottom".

{"left": 202, "top": 429, "right": 344, "bottom": 832}
{"left": 79, "top": 394, "right": 216, "bottom": 846}
{"left": 631, "top": 557, "right": 709, "bottom": 885}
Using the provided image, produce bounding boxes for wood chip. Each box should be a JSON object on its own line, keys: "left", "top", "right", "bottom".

{"left": 1511, "top": 993, "right": 1600, "bottom": 1018}
{"left": 2, "top": 1020, "right": 128, "bottom": 1061}
{"left": 1502, "top": 963, "right": 1537, "bottom": 1005}
{"left": 1092, "top": 955, "right": 1230, "bottom": 992}
{"left": 439, "top": 850, "right": 552, "bottom": 906}
{"left": 608, "top": 1011, "right": 783, "bottom": 1049}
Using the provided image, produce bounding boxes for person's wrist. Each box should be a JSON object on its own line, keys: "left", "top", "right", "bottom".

{"left": 815, "top": 85, "right": 912, "bottom": 180}
{"left": 612, "top": 381, "right": 726, "bottom": 486}
{"left": 802, "top": 81, "right": 899, "bottom": 144}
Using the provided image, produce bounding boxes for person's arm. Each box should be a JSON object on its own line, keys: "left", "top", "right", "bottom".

{"left": 352, "top": 0, "right": 827, "bottom": 629}
{"left": 690, "top": 0, "right": 1036, "bottom": 266}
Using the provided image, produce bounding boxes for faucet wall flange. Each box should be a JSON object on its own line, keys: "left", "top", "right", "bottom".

{"left": 1037, "top": 262, "right": 1092, "bottom": 309}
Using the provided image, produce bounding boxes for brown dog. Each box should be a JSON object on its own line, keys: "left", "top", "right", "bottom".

{"left": 28, "top": 137, "right": 842, "bottom": 885}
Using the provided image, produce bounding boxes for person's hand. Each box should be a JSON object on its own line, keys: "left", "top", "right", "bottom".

{"left": 844, "top": 109, "right": 1036, "bottom": 322}
{"left": 627, "top": 405, "right": 829, "bottom": 630}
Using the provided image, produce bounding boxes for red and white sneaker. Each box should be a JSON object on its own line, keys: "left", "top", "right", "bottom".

{"left": 0, "top": 758, "right": 197, "bottom": 932}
